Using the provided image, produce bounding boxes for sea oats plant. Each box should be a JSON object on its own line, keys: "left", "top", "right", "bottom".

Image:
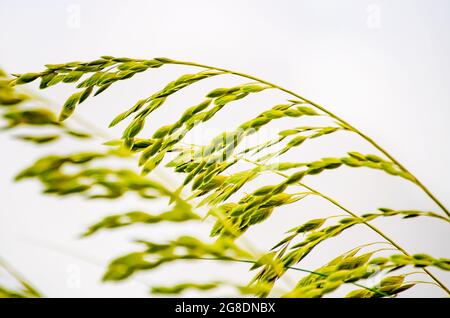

{"left": 1, "top": 56, "right": 449, "bottom": 297}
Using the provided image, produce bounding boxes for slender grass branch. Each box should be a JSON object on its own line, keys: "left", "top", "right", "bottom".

{"left": 180, "top": 138, "right": 449, "bottom": 294}
{"left": 170, "top": 59, "right": 449, "bottom": 218}
{"left": 297, "top": 182, "right": 450, "bottom": 295}
{"left": 240, "top": 157, "right": 450, "bottom": 295}
{"left": 408, "top": 280, "right": 442, "bottom": 288}
{"left": 194, "top": 256, "right": 389, "bottom": 297}
{"left": 0, "top": 255, "right": 41, "bottom": 297}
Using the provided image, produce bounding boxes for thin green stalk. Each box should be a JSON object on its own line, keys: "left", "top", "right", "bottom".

{"left": 408, "top": 280, "right": 442, "bottom": 289}
{"left": 180, "top": 141, "right": 449, "bottom": 294}
{"left": 194, "top": 256, "right": 389, "bottom": 297}
{"left": 296, "top": 182, "right": 450, "bottom": 295}
{"left": 0, "top": 255, "right": 41, "bottom": 297}
{"left": 170, "top": 59, "right": 449, "bottom": 218}
{"left": 240, "top": 157, "right": 450, "bottom": 295}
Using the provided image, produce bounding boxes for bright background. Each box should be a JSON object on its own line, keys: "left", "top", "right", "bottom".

{"left": 0, "top": 0, "right": 449, "bottom": 297}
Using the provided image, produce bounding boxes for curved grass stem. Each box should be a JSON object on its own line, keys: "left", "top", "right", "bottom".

{"left": 240, "top": 157, "right": 450, "bottom": 295}
{"left": 194, "top": 256, "right": 389, "bottom": 297}
{"left": 298, "top": 183, "right": 450, "bottom": 295}
{"left": 0, "top": 255, "right": 41, "bottom": 297}
{"left": 171, "top": 59, "right": 449, "bottom": 218}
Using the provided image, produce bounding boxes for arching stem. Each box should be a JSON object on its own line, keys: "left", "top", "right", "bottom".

{"left": 237, "top": 156, "right": 450, "bottom": 295}
{"left": 0, "top": 255, "right": 41, "bottom": 297}
{"left": 194, "top": 256, "right": 389, "bottom": 297}
{"left": 170, "top": 59, "right": 449, "bottom": 218}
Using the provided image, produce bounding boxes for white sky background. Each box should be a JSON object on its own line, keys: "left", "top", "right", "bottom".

{"left": 0, "top": 0, "right": 449, "bottom": 297}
